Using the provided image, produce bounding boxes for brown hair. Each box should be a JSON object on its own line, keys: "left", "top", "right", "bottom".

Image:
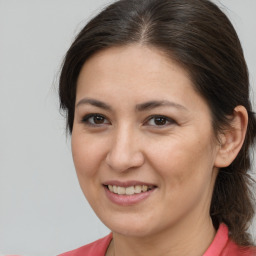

{"left": 59, "top": 0, "right": 256, "bottom": 245}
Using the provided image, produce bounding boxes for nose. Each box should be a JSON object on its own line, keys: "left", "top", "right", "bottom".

{"left": 106, "top": 125, "right": 145, "bottom": 172}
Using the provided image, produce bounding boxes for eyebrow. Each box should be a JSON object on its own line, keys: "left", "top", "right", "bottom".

{"left": 76, "top": 98, "right": 112, "bottom": 110}
{"left": 76, "top": 98, "right": 188, "bottom": 112}
{"left": 135, "top": 100, "right": 188, "bottom": 112}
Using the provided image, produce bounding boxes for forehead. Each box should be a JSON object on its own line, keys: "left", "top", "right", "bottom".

{"left": 77, "top": 44, "right": 193, "bottom": 95}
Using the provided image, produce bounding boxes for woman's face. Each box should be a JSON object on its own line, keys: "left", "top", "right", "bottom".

{"left": 72, "top": 45, "right": 220, "bottom": 237}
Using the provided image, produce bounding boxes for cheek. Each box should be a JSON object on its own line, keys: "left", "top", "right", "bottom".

{"left": 151, "top": 133, "right": 216, "bottom": 189}
{"left": 71, "top": 132, "right": 108, "bottom": 206}
{"left": 71, "top": 132, "right": 104, "bottom": 179}
{"left": 153, "top": 138, "right": 217, "bottom": 218}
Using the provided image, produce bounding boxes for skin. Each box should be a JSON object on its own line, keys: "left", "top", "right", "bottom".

{"left": 71, "top": 44, "right": 248, "bottom": 256}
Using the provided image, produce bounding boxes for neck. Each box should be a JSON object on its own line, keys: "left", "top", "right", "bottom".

{"left": 107, "top": 217, "right": 216, "bottom": 256}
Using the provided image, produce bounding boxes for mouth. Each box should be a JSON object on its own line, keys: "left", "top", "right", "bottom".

{"left": 104, "top": 184, "right": 155, "bottom": 195}
{"left": 103, "top": 182, "right": 157, "bottom": 206}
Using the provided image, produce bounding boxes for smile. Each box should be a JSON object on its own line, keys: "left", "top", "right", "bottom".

{"left": 103, "top": 182, "right": 157, "bottom": 205}
{"left": 107, "top": 185, "right": 154, "bottom": 195}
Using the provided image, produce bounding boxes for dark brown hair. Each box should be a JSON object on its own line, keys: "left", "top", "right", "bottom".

{"left": 59, "top": 0, "right": 256, "bottom": 246}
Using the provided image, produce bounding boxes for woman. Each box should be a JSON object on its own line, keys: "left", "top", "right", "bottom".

{"left": 58, "top": 0, "right": 256, "bottom": 255}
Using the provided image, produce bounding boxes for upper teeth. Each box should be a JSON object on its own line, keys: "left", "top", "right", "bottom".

{"left": 108, "top": 185, "right": 152, "bottom": 195}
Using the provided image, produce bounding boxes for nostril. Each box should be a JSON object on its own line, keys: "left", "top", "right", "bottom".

{"left": 106, "top": 150, "right": 144, "bottom": 172}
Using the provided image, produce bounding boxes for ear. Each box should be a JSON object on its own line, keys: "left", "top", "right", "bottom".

{"left": 214, "top": 106, "right": 248, "bottom": 168}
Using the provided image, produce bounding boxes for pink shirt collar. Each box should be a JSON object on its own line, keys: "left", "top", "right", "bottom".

{"left": 204, "top": 223, "right": 229, "bottom": 256}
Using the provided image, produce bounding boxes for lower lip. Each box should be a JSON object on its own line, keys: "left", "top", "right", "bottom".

{"left": 104, "top": 186, "right": 156, "bottom": 206}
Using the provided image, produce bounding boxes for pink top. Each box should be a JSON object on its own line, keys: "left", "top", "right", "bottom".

{"left": 204, "top": 224, "right": 255, "bottom": 256}
{"left": 59, "top": 224, "right": 256, "bottom": 256}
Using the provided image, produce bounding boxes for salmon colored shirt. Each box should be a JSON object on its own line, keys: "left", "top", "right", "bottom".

{"left": 59, "top": 224, "right": 256, "bottom": 256}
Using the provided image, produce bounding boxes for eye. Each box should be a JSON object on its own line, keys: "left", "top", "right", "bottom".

{"left": 81, "top": 114, "right": 110, "bottom": 126}
{"left": 145, "top": 115, "right": 176, "bottom": 127}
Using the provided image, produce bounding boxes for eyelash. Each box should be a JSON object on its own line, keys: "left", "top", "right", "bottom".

{"left": 81, "top": 114, "right": 176, "bottom": 127}
{"left": 145, "top": 115, "right": 176, "bottom": 127}
{"left": 81, "top": 113, "right": 110, "bottom": 126}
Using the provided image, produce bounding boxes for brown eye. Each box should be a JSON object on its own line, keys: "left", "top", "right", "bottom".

{"left": 82, "top": 114, "right": 110, "bottom": 126}
{"left": 154, "top": 117, "right": 167, "bottom": 125}
{"left": 146, "top": 115, "right": 176, "bottom": 127}
{"left": 93, "top": 115, "right": 105, "bottom": 124}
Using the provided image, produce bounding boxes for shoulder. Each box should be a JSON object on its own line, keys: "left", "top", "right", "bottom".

{"left": 204, "top": 223, "right": 256, "bottom": 256}
{"left": 224, "top": 239, "right": 256, "bottom": 256}
{"left": 58, "top": 233, "right": 112, "bottom": 256}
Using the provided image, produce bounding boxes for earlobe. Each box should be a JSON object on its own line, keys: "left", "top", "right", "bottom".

{"left": 214, "top": 106, "right": 248, "bottom": 168}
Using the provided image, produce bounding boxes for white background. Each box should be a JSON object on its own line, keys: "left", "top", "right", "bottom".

{"left": 0, "top": 0, "right": 255, "bottom": 255}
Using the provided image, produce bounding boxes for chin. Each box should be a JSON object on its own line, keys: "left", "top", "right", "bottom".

{"left": 113, "top": 225, "right": 153, "bottom": 237}
{"left": 100, "top": 214, "right": 159, "bottom": 237}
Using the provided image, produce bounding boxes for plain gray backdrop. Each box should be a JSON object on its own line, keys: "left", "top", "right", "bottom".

{"left": 0, "top": 0, "right": 255, "bottom": 255}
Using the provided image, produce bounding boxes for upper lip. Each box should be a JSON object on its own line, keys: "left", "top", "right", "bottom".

{"left": 103, "top": 180, "right": 157, "bottom": 187}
